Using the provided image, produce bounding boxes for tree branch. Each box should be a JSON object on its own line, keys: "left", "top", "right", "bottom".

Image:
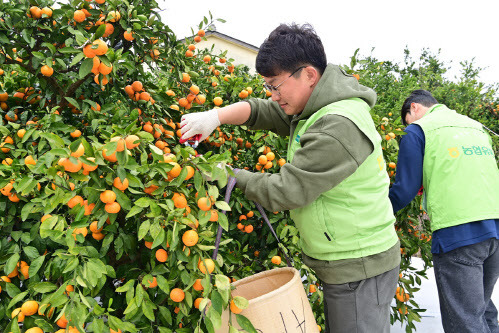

{"left": 4, "top": 57, "right": 65, "bottom": 98}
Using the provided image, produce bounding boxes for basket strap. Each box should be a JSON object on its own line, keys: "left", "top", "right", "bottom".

{"left": 254, "top": 201, "right": 293, "bottom": 268}
{"left": 212, "top": 176, "right": 293, "bottom": 268}
{"left": 212, "top": 176, "right": 238, "bottom": 261}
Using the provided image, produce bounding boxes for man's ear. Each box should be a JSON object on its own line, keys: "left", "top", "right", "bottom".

{"left": 304, "top": 66, "right": 319, "bottom": 86}
{"left": 411, "top": 102, "right": 421, "bottom": 115}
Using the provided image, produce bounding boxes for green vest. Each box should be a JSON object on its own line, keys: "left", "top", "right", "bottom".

{"left": 287, "top": 98, "right": 398, "bottom": 260}
{"left": 414, "top": 104, "right": 499, "bottom": 231}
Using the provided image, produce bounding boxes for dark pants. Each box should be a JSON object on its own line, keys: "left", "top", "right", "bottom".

{"left": 322, "top": 266, "right": 399, "bottom": 333}
{"left": 433, "top": 238, "right": 499, "bottom": 333}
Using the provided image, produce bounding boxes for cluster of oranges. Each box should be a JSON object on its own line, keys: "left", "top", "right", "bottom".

{"left": 0, "top": 178, "right": 18, "bottom": 202}
{"left": 100, "top": 189, "right": 120, "bottom": 214}
{"left": 81, "top": 39, "right": 111, "bottom": 86}
{"left": 385, "top": 132, "right": 396, "bottom": 141}
{"left": 27, "top": 6, "right": 53, "bottom": 19}
{"left": 1, "top": 87, "right": 42, "bottom": 115}
{"left": 238, "top": 87, "right": 253, "bottom": 99}
{"left": 176, "top": 84, "right": 206, "bottom": 111}
{"left": 124, "top": 80, "right": 155, "bottom": 104}
{"left": 255, "top": 147, "right": 286, "bottom": 172}
{"left": 395, "top": 286, "right": 410, "bottom": 302}
{"left": 236, "top": 210, "right": 255, "bottom": 233}
{"left": 6, "top": 297, "right": 97, "bottom": 333}
{"left": 194, "top": 29, "right": 205, "bottom": 43}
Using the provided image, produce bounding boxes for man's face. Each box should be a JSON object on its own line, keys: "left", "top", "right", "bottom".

{"left": 263, "top": 67, "right": 314, "bottom": 116}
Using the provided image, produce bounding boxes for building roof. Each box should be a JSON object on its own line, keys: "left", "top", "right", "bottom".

{"left": 180, "top": 30, "right": 260, "bottom": 53}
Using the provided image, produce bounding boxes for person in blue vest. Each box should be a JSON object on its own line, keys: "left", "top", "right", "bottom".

{"left": 389, "top": 89, "right": 499, "bottom": 333}
{"left": 181, "top": 23, "right": 400, "bottom": 332}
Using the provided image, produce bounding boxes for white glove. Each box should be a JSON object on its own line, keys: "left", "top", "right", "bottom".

{"left": 180, "top": 109, "right": 221, "bottom": 142}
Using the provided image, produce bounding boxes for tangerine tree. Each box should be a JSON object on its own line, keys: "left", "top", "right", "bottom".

{"left": 0, "top": 0, "right": 260, "bottom": 332}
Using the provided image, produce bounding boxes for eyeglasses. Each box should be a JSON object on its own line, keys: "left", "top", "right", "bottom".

{"left": 263, "top": 66, "right": 306, "bottom": 96}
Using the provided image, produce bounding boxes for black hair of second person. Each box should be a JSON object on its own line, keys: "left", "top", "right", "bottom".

{"left": 401, "top": 90, "right": 438, "bottom": 126}
{"left": 255, "top": 23, "right": 327, "bottom": 77}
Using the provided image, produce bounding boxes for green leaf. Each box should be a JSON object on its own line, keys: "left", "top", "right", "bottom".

{"left": 42, "top": 42, "right": 57, "bottom": 54}
{"left": 116, "top": 279, "right": 135, "bottom": 293}
{"left": 210, "top": 290, "right": 223, "bottom": 314}
{"left": 215, "top": 275, "right": 230, "bottom": 291}
{"left": 23, "top": 246, "right": 39, "bottom": 259}
{"left": 5, "top": 252, "right": 20, "bottom": 276}
{"left": 79, "top": 57, "right": 94, "bottom": 79}
{"left": 22, "top": 29, "right": 35, "bottom": 48}
{"left": 33, "top": 318, "right": 54, "bottom": 332}
{"left": 149, "top": 143, "right": 163, "bottom": 156}
{"left": 18, "top": 177, "right": 38, "bottom": 196}
{"left": 197, "top": 244, "right": 216, "bottom": 251}
{"left": 32, "top": 52, "right": 45, "bottom": 60}
{"left": 4, "top": 282, "right": 22, "bottom": 298}
{"left": 142, "top": 300, "right": 156, "bottom": 321}
{"left": 108, "top": 315, "right": 125, "bottom": 332}
{"left": 126, "top": 205, "right": 144, "bottom": 218}
{"left": 65, "top": 97, "right": 80, "bottom": 109}
{"left": 156, "top": 275, "right": 170, "bottom": 295}
{"left": 158, "top": 306, "right": 172, "bottom": 326}
{"left": 94, "top": 24, "right": 106, "bottom": 40}
{"left": 236, "top": 314, "right": 257, "bottom": 333}
{"left": 151, "top": 228, "right": 165, "bottom": 249}
{"left": 150, "top": 201, "right": 161, "bottom": 216}
{"left": 137, "top": 220, "right": 150, "bottom": 240}
{"left": 14, "top": 178, "right": 32, "bottom": 194}
{"left": 114, "top": 187, "right": 131, "bottom": 211}
{"left": 59, "top": 47, "right": 81, "bottom": 54}
{"left": 79, "top": 290, "right": 92, "bottom": 308}
{"left": 31, "top": 282, "right": 57, "bottom": 293}
{"left": 63, "top": 257, "right": 79, "bottom": 273}
{"left": 214, "top": 201, "right": 230, "bottom": 211}
{"left": 28, "top": 255, "right": 45, "bottom": 277}
{"left": 207, "top": 307, "right": 222, "bottom": 329}
{"left": 135, "top": 284, "right": 144, "bottom": 307}
{"left": 8, "top": 291, "right": 29, "bottom": 309}
{"left": 21, "top": 127, "right": 36, "bottom": 143}
{"left": 123, "top": 298, "right": 137, "bottom": 314}
{"left": 134, "top": 197, "right": 151, "bottom": 208}
{"left": 40, "top": 132, "right": 65, "bottom": 148}
{"left": 47, "top": 293, "right": 69, "bottom": 308}
{"left": 233, "top": 296, "right": 249, "bottom": 310}
{"left": 70, "top": 52, "right": 86, "bottom": 67}
{"left": 218, "top": 213, "right": 229, "bottom": 232}
{"left": 91, "top": 318, "right": 106, "bottom": 333}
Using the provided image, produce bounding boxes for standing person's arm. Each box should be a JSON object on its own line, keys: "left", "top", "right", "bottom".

{"left": 180, "top": 102, "right": 250, "bottom": 141}
{"left": 180, "top": 99, "right": 291, "bottom": 141}
{"left": 217, "top": 102, "right": 251, "bottom": 125}
{"left": 388, "top": 124, "right": 425, "bottom": 212}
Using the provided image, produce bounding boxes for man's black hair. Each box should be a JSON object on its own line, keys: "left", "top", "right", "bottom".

{"left": 255, "top": 23, "right": 327, "bottom": 77}
{"left": 401, "top": 90, "right": 438, "bottom": 126}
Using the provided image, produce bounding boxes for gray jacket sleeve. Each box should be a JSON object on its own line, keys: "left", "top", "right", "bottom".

{"left": 244, "top": 98, "right": 292, "bottom": 137}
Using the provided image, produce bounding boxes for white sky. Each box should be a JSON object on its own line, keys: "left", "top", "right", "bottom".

{"left": 159, "top": 0, "right": 499, "bottom": 88}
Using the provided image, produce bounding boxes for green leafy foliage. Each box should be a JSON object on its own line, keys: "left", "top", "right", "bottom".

{"left": 0, "top": 1, "right": 498, "bottom": 332}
